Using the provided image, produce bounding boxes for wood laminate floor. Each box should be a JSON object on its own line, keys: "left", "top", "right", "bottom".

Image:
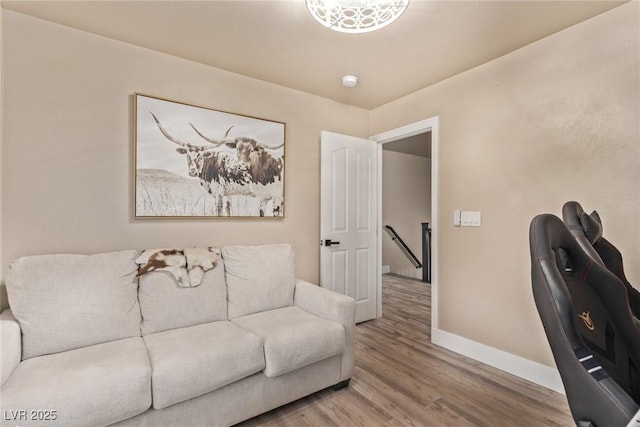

{"left": 238, "top": 274, "right": 574, "bottom": 426}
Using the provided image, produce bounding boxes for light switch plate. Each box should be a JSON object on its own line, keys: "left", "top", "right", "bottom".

{"left": 460, "top": 211, "right": 481, "bottom": 226}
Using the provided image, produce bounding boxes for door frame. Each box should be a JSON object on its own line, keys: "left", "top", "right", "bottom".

{"left": 370, "top": 116, "right": 439, "bottom": 330}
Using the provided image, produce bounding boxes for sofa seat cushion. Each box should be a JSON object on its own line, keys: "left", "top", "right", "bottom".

{"left": 143, "top": 321, "right": 265, "bottom": 410}
{"left": 1, "top": 337, "right": 151, "bottom": 427}
{"left": 232, "top": 306, "right": 345, "bottom": 378}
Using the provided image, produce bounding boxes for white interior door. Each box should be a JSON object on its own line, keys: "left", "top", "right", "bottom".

{"left": 320, "top": 131, "right": 377, "bottom": 323}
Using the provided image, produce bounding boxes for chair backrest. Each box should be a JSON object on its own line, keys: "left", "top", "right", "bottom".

{"left": 530, "top": 214, "right": 639, "bottom": 426}
{"left": 562, "top": 201, "right": 640, "bottom": 319}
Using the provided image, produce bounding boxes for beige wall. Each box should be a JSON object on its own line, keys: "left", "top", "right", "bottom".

{"left": 381, "top": 150, "right": 430, "bottom": 279}
{"left": 371, "top": 2, "right": 640, "bottom": 366}
{"left": 0, "top": 10, "right": 369, "bottom": 309}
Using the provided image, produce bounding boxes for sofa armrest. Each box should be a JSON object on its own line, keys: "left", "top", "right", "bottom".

{"left": 1, "top": 309, "right": 22, "bottom": 387}
{"left": 293, "top": 279, "right": 355, "bottom": 381}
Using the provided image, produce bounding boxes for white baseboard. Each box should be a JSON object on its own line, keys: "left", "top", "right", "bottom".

{"left": 431, "top": 328, "right": 565, "bottom": 395}
{"left": 381, "top": 265, "right": 391, "bottom": 274}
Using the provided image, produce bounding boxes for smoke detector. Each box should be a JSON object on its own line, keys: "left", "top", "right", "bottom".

{"left": 342, "top": 75, "right": 359, "bottom": 87}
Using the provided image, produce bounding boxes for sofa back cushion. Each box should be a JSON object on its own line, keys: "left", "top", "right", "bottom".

{"left": 5, "top": 250, "right": 141, "bottom": 360}
{"left": 137, "top": 249, "right": 227, "bottom": 335}
{"left": 222, "top": 244, "right": 295, "bottom": 319}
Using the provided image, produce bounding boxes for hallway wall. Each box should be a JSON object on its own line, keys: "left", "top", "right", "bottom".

{"left": 381, "top": 150, "right": 431, "bottom": 279}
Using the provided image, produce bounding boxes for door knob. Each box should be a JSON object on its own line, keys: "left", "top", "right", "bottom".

{"left": 323, "top": 239, "right": 341, "bottom": 246}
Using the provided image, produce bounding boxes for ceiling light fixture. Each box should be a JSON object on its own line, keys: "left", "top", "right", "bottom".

{"left": 306, "top": 0, "right": 409, "bottom": 34}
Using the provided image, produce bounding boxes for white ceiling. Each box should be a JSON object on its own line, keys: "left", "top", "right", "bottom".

{"left": 1, "top": 0, "right": 626, "bottom": 109}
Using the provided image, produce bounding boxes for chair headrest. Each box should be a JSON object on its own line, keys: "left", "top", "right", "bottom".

{"left": 530, "top": 213, "right": 591, "bottom": 268}
{"left": 562, "top": 201, "right": 605, "bottom": 265}
{"left": 580, "top": 210, "right": 603, "bottom": 245}
{"left": 562, "top": 201, "right": 603, "bottom": 243}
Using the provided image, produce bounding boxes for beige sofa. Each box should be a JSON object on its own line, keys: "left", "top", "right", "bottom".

{"left": 0, "top": 244, "right": 355, "bottom": 426}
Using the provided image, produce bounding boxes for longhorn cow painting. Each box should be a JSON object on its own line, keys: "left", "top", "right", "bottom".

{"left": 134, "top": 94, "right": 285, "bottom": 218}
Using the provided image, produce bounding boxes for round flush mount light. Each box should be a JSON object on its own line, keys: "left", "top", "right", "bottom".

{"left": 306, "top": 0, "right": 409, "bottom": 34}
{"left": 341, "top": 75, "right": 359, "bottom": 87}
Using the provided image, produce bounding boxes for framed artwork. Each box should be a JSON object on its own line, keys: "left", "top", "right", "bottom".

{"left": 134, "top": 93, "right": 285, "bottom": 218}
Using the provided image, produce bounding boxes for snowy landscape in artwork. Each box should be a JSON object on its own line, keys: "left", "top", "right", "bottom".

{"left": 135, "top": 94, "right": 285, "bottom": 218}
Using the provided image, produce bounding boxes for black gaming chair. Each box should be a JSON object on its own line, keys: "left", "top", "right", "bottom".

{"left": 530, "top": 214, "right": 640, "bottom": 426}
{"left": 562, "top": 201, "right": 640, "bottom": 320}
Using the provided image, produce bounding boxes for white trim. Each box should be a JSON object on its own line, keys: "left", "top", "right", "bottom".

{"left": 432, "top": 328, "right": 565, "bottom": 394}
{"left": 430, "top": 119, "right": 439, "bottom": 330}
{"left": 371, "top": 116, "right": 439, "bottom": 326}
{"left": 381, "top": 265, "right": 391, "bottom": 274}
{"left": 376, "top": 143, "right": 383, "bottom": 317}
{"left": 372, "top": 118, "right": 438, "bottom": 143}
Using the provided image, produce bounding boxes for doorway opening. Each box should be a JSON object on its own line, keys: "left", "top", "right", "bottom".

{"left": 380, "top": 132, "right": 432, "bottom": 282}
{"left": 371, "top": 116, "right": 439, "bottom": 330}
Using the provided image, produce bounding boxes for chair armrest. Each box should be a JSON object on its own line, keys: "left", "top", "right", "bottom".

{"left": 1, "top": 309, "right": 22, "bottom": 387}
{"left": 294, "top": 279, "right": 355, "bottom": 381}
